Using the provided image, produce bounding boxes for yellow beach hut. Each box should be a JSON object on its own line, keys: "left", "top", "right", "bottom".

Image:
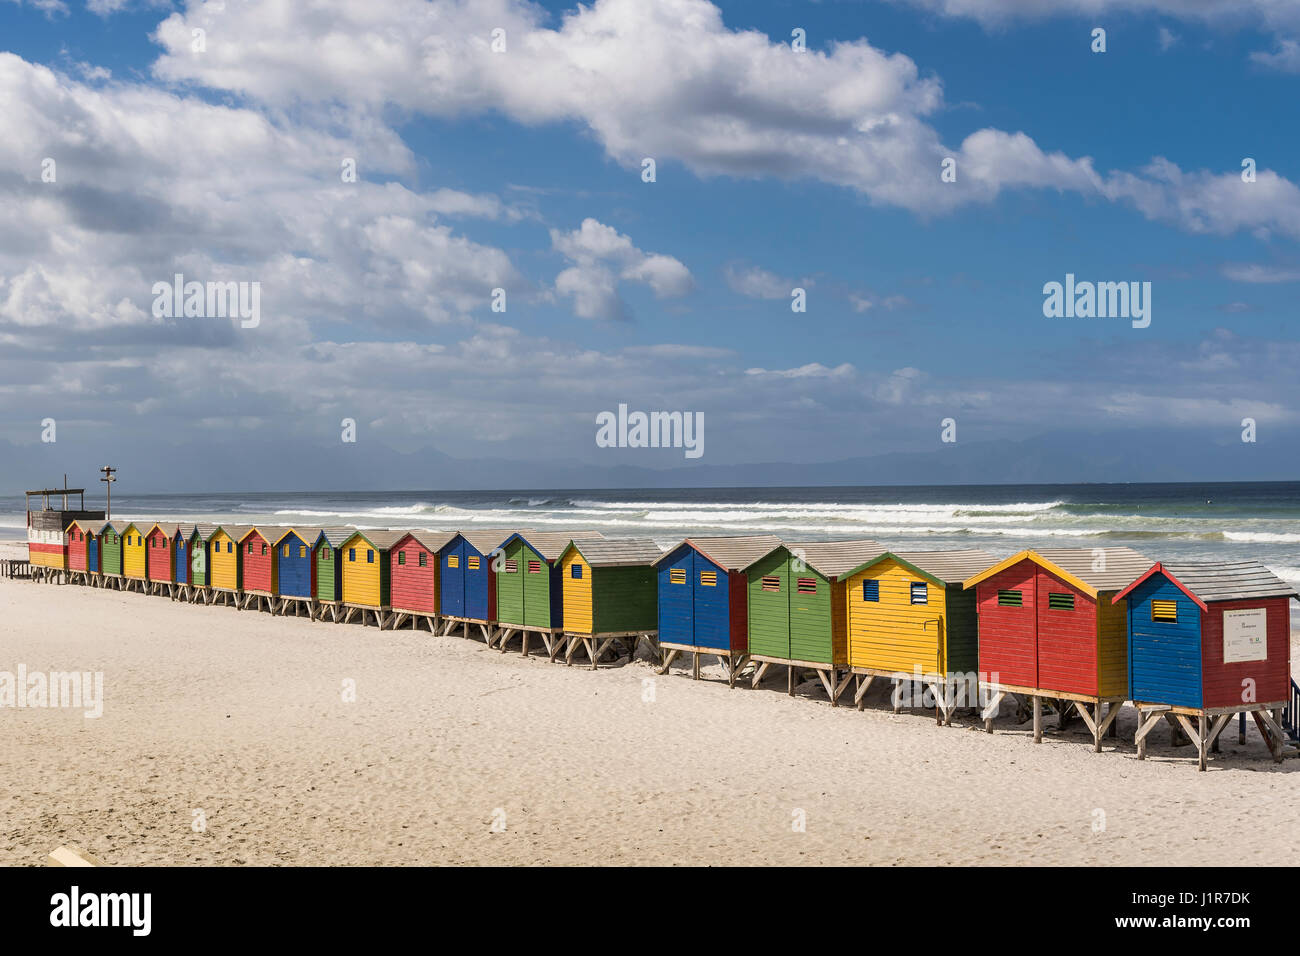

{"left": 843, "top": 549, "right": 995, "bottom": 723}
{"left": 207, "top": 525, "right": 250, "bottom": 607}
{"left": 339, "top": 530, "right": 405, "bottom": 627}
{"left": 120, "top": 522, "right": 148, "bottom": 592}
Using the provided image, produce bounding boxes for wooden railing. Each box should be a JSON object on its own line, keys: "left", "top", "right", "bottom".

{"left": 1285, "top": 678, "right": 1300, "bottom": 743}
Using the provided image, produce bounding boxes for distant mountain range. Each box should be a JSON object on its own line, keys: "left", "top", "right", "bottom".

{"left": 1, "top": 427, "right": 1295, "bottom": 495}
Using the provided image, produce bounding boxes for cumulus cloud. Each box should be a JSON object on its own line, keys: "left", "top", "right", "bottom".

{"left": 143, "top": 0, "right": 1300, "bottom": 236}
{"left": 0, "top": 53, "right": 527, "bottom": 340}
{"left": 550, "top": 218, "right": 693, "bottom": 320}
{"left": 725, "top": 265, "right": 797, "bottom": 300}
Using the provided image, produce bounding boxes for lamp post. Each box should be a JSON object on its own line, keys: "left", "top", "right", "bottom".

{"left": 100, "top": 465, "right": 116, "bottom": 519}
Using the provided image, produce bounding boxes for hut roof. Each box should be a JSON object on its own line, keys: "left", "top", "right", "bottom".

{"left": 1113, "top": 560, "right": 1298, "bottom": 610}
{"left": 192, "top": 524, "right": 219, "bottom": 542}
{"left": 504, "top": 530, "right": 605, "bottom": 562}
{"left": 177, "top": 523, "right": 197, "bottom": 539}
{"left": 313, "top": 528, "right": 354, "bottom": 549}
{"left": 564, "top": 537, "right": 663, "bottom": 567}
{"left": 240, "top": 526, "right": 290, "bottom": 544}
{"left": 146, "top": 522, "right": 182, "bottom": 539}
{"left": 658, "top": 534, "right": 784, "bottom": 572}
{"left": 745, "top": 539, "right": 885, "bottom": 579}
{"left": 846, "top": 549, "right": 998, "bottom": 586}
{"left": 456, "top": 529, "right": 532, "bottom": 555}
{"left": 341, "top": 529, "right": 408, "bottom": 551}
{"left": 395, "top": 530, "right": 459, "bottom": 553}
{"left": 273, "top": 527, "right": 323, "bottom": 547}
{"left": 963, "top": 547, "right": 1150, "bottom": 597}
{"left": 212, "top": 524, "right": 253, "bottom": 542}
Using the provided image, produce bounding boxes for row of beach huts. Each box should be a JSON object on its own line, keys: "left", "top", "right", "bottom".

{"left": 22, "top": 518, "right": 1300, "bottom": 770}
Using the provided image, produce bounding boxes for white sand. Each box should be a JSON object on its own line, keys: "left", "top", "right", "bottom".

{"left": 1, "top": 551, "right": 1298, "bottom": 866}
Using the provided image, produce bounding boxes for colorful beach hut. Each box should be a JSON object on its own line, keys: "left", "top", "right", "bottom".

{"left": 493, "top": 531, "right": 605, "bottom": 657}
{"left": 145, "top": 523, "right": 178, "bottom": 597}
{"left": 186, "top": 525, "right": 217, "bottom": 602}
{"left": 742, "top": 539, "right": 883, "bottom": 702}
{"left": 207, "top": 525, "right": 250, "bottom": 606}
{"left": 97, "top": 521, "right": 124, "bottom": 587}
{"left": 843, "top": 550, "right": 995, "bottom": 722}
{"left": 388, "top": 531, "right": 457, "bottom": 632}
{"left": 171, "top": 522, "right": 196, "bottom": 598}
{"left": 436, "top": 529, "right": 528, "bottom": 641}
{"left": 120, "top": 522, "right": 148, "bottom": 592}
{"left": 65, "top": 519, "right": 94, "bottom": 584}
{"left": 964, "top": 547, "right": 1150, "bottom": 749}
{"left": 653, "top": 535, "right": 783, "bottom": 685}
{"left": 1113, "top": 561, "right": 1297, "bottom": 769}
{"left": 311, "top": 528, "right": 351, "bottom": 622}
{"left": 558, "top": 537, "right": 662, "bottom": 668}
{"left": 238, "top": 527, "right": 280, "bottom": 612}
{"left": 273, "top": 528, "right": 321, "bottom": 618}
{"left": 339, "top": 529, "right": 405, "bottom": 626}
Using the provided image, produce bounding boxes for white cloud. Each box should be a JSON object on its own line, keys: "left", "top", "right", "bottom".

{"left": 1221, "top": 263, "right": 1300, "bottom": 283}
{"left": 1158, "top": 26, "right": 1180, "bottom": 51}
{"left": 550, "top": 218, "right": 693, "bottom": 320}
{"left": 725, "top": 264, "right": 794, "bottom": 300}
{"left": 1250, "top": 38, "right": 1300, "bottom": 71}
{"left": 143, "top": 0, "right": 1300, "bottom": 238}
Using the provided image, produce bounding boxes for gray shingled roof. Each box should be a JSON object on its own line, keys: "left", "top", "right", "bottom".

{"left": 177, "top": 523, "right": 196, "bottom": 539}
{"left": 662, "top": 534, "right": 784, "bottom": 571}
{"left": 883, "top": 549, "right": 999, "bottom": 585}
{"left": 213, "top": 524, "right": 253, "bottom": 542}
{"left": 273, "top": 526, "right": 323, "bottom": 546}
{"left": 1033, "top": 547, "right": 1151, "bottom": 591}
{"left": 193, "top": 523, "right": 219, "bottom": 541}
{"left": 397, "top": 530, "right": 459, "bottom": 553}
{"left": 313, "top": 528, "right": 353, "bottom": 549}
{"left": 511, "top": 530, "right": 605, "bottom": 561}
{"left": 566, "top": 537, "right": 663, "bottom": 567}
{"left": 243, "top": 526, "right": 291, "bottom": 543}
{"left": 753, "top": 539, "right": 885, "bottom": 579}
{"left": 342, "top": 529, "right": 408, "bottom": 551}
{"left": 1160, "top": 560, "right": 1298, "bottom": 604}
{"left": 459, "top": 528, "right": 531, "bottom": 555}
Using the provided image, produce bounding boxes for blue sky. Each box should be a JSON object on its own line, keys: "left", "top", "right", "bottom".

{"left": 1, "top": 0, "right": 1299, "bottom": 489}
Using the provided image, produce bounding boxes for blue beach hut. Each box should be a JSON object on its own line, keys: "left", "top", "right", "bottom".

{"left": 653, "top": 535, "right": 782, "bottom": 685}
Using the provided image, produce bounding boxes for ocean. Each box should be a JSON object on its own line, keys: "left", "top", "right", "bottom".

{"left": 4, "top": 481, "right": 1299, "bottom": 589}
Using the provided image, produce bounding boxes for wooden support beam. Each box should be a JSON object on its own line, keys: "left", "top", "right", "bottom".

{"left": 1032, "top": 695, "right": 1042, "bottom": 744}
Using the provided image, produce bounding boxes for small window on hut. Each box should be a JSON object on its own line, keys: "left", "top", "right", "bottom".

{"left": 796, "top": 578, "right": 817, "bottom": 594}
{"left": 283, "top": 545, "right": 290, "bottom": 558}
{"left": 571, "top": 564, "right": 583, "bottom": 580}
{"left": 669, "top": 568, "right": 686, "bottom": 584}
{"left": 1152, "top": 600, "right": 1178, "bottom": 623}
{"left": 247, "top": 542, "right": 254, "bottom": 554}
{"left": 262, "top": 544, "right": 268, "bottom": 556}
{"left": 699, "top": 570, "right": 717, "bottom": 587}
{"left": 367, "top": 550, "right": 374, "bottom": 563}
{"left": 1048, "top": 593, "right": 1075, "bottom": 611}
{"left": 997, "top": 590, "right": 1022, "bottom": 607}
{"left": 528, "top": 560, "right": 542, "bottom": 573}
{"left": 448, "top": 555, "right": 459, "bottom": 568}
{"left": 463, "top": 556, "right": 477, "bottom": 570}
{"left": 910, "top": 582, "right": 927, "bottom": 605}
{"left": 299, "top": 546, "right": 306, "bottom": 558}
{"left": 178, "top": 540, "right": 184, "bottom": 549}
{"left": 505, "top": 560, "right": 518, "bottom": 573}
{"left": 862, "top": 580, "right": 879, "bottom": 602}
{"left": 227, "top": 542, "right": 233, "bottom": 553}
{"left": 398, "top": 551, "right": 406, "bottom": 566}
{"left": 761, "top": 576, "right": 780, "bottom": 592}
{"left": 348, "top": 548, "right": 356, "bottom": 562}
{"left": 418, "top": 553, "right": 427, "bottom": 568}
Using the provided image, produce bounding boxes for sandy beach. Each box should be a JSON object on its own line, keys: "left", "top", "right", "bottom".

{"left": 2, "top": 549, "right": 1298, "bottom": 866}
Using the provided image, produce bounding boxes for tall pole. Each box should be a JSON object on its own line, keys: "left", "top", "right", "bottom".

{"left": 100, "top": 465, "right": 116, "bottom": 520}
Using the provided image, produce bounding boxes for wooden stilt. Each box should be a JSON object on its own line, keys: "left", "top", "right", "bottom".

{"left": 1032, "top": 695, "right": 1042, "bottom": 744}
